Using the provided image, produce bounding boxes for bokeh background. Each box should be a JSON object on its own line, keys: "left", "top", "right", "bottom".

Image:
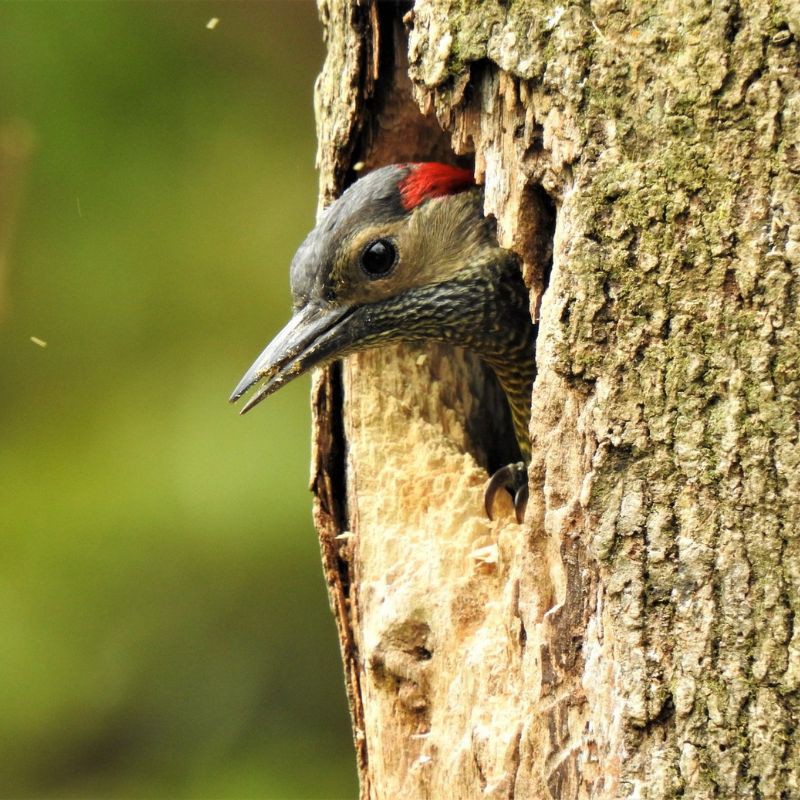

{"left": 0, "top": 2, "right": 358, "bottom": 797}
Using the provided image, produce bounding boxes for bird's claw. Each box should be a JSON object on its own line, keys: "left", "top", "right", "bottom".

{"left": 484, "top": 461, "right": 528, "bottom": 524}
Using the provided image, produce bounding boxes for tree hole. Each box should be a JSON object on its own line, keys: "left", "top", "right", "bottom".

{"left": 346, "top": 6, "right": 556, "bottom": 478}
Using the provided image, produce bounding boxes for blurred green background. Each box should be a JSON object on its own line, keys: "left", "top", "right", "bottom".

{"left": 0, "top": 2, "right": 357, "bottom": 797}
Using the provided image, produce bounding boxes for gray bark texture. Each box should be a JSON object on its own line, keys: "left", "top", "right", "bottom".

{"left": 309, "top": 1, "right": 800, "bottom": 797}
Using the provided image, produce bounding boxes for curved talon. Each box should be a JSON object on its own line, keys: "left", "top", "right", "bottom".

{"left": 484, "top": 464, "right": 515, "bottom": 519}
{"left": 484, "top": 461, "right": 528, "bottom": 522}
{"left": 513, "top": 482, "right": 529, "bottom": 524}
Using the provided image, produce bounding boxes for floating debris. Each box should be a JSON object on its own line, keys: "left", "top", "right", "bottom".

{"left": 206, "top": 17, "right": 219, "bottom": 30}
{"left": 30, "top": 336, "right": 47, "bottom": 348}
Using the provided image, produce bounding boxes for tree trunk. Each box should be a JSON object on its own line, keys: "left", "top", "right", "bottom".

{"left": 310, "top": 1, "right": 800, "bottom": 797}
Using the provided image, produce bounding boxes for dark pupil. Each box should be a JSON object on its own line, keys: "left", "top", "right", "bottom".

{"left": 361, "top": 239, "right": 396, "bottom": 277}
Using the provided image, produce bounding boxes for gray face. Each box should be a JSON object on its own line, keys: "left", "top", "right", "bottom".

{"left": 289, "top": 164, "right": 410, "bottom": 310}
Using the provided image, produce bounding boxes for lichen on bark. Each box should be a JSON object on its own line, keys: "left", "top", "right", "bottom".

{"left": 311, "top": 1, "right": 800, "bottom": 797}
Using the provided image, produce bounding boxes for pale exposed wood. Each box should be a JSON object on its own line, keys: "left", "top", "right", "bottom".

{"left": 311, "top": 1, "right": 800, "bottom": 797}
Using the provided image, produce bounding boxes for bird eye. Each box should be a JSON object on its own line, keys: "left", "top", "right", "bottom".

{"left": 360, "top": 239, "right": 397, "bottom": 278}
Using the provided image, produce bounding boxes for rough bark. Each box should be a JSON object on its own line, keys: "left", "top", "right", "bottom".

{"left": 310, "top": 1, "right": 800, "bottom": 797}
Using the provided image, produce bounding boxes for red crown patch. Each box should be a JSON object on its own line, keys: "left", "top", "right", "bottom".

{"left": 398, "top": 163, "right": 475, "bottom": 211}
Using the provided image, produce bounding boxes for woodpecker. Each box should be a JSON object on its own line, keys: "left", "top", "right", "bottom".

{"left": 230, "top": 163, "right": 535, "bottom": 522}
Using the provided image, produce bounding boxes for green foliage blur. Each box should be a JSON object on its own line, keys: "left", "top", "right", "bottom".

{"left": 0, "top": 2, "right": 357, "bottom": 797}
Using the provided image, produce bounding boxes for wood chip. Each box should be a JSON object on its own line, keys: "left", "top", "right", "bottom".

{"left": 470, "top": 544, "right": 498, "bottom": 570}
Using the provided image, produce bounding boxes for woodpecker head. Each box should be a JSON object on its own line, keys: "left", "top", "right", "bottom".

{"left": 230, "top": 162, "right": 514, "bottom": 412}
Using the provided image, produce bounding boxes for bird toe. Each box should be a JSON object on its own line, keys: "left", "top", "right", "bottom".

{"left": 484, "top": 461, "right": 528, "bottom": 522}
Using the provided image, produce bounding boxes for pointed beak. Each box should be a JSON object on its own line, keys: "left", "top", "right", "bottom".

{"left": 229, "top": 302, "right": 355, "bottom": 414}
